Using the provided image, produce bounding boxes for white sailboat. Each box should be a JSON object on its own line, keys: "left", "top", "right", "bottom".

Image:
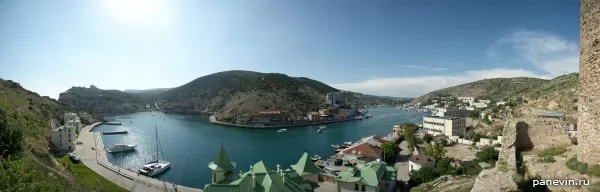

{"left": 139, "top": 125, "right": 170, "bottom": 177}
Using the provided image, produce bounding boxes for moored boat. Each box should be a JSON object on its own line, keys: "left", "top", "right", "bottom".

{"left": 277, "top": 129, "right": 287, "bottom": 133}
{"left": 139, "top": 125, "right": 170, "bottom": 177}
{"left": 107, "top": 144, "right": 137, "bottom": 153}
{"left": 311, "top": 155, "right": 321, "bottom": 161}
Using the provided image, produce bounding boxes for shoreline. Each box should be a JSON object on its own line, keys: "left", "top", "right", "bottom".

{"left": 209, "top": 115, "right": 360, "bottom": 129}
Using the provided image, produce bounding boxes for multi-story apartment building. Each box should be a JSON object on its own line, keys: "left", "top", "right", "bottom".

{"left": 51, "top": 113, "right": 82, "bottom": 151}
{"left": 422, "top": 116, "right": 467, "bottom": 137}
{"left": 436, "top": 108, "right": 470, "bottom": 117}
{"left": 325, "top": 91, "right": 352, "bottom": 107}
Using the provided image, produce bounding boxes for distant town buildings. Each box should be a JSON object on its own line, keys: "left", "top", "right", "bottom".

{"left": 422, "top": 116, "right": 466, "bottom": 137}
{"left": 457, "top": 96, "right": 475, "bottom": 104}
{"left": 326, "top": 91, "right": 352, "bottom": 108}
{"left": 51, "top": 113, "right": 82, "bottom": 151}
{"left": 471, "top": 102, "right": 488, "bottom": 109}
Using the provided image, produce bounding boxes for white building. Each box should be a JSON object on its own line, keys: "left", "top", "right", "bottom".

{"left": 496, "top": 101, "right": 507, "bottom": 106}
{"left": 326, "top": 91, "right": 351, "bottom": 107}
{"left": 458, "top": 97, "right": 475, "bottom": 104}
{"left": 51, "top": 113, "right": 83, "bottom": 151}
{"left": 408, "top": 155, "right": 436, "bottom": 173}
{"left": 51, "top": 125, "right": 76, "bottom": 151}
{"left": 478, "top": 99, "right": 491, "bottom": 104}
{"left": 472, "top": 102, "right": 488, "bottom": 109}
{"left": 422, "top": 116, "right": 467, "bottom": 137}
{"left": 436, "top": 108, "right": 470, "bottom": 117}
{"left": 63, "top": 113, "right": 82, "bottom": 133}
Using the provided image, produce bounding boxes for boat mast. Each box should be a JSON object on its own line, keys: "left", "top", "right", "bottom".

{"left": 155, "top": 124, "right": 159, "bottom": 161}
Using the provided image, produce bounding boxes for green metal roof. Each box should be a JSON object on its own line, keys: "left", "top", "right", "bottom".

{"left": 209, "top": 143, "right": 237, "bottom": 172}
{"left": 290, "top": 152, "right": 324, "bottom": 176}
{"left": 204, "top": 163, "right": 313, "bottom": 192}
{"left": 335, "top": 161, "right": 396, "bottom": 187}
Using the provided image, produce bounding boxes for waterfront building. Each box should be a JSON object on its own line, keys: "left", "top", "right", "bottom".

{"left": 64, "top": 112, "right": 82, "bottom": 133}
{"left": 307, "top": 112, "right": 320, "bottom": 121}
{"left": 204, "top": 144, "right": 323, "bottom": 192}
{"left": 408, "top": 155, "right": 436, "bottom": 173}
{"left": 422, "top": 116, "right": 466, "bottom": 137}
{"left": 335, "top": 159, "right": 397, "bottom": 192}
{"left": 235, "top": 114, "right": 250, "bottom": 124}
{"left": 250, "top": 111, "right": 288, "bottom": 126}
{"left": 326, "top": 91, "right": 352, "bottom": 108}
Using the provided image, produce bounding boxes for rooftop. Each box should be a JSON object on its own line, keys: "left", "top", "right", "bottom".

{"left": 257, "top": 111, "right": 285, "bottom": 115}
{"left": 409, "top": 155, "right": 436, "bottom": 164}
{"left": 425, "top": 116, "right": 464, "bottom": 120}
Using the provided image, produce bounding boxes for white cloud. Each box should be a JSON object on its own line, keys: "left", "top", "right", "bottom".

{"left": 331, "top": 29, "right": 577, "bottom": 97}
{"left": 488, "top": 29, "right": 579, "bottom": 76}
{"left": 331, "top": 68, "right": 545, "bottom": 97}
{"left": 401, "top": 65, "right": 448, "bottom": 71}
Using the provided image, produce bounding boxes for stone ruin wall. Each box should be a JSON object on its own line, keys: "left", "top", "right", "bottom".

{"left": 579, "top": 0, "right": 600, "bottom": 164}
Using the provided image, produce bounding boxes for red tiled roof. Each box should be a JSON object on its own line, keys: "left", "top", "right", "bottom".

{"left": 340, "top": 142, "right": 381, "bottom": 157}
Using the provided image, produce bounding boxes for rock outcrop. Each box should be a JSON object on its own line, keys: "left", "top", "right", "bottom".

{"left": 410, "top": 175, "right": 475, "bottom": 192}
{"left": 470, "top": 169, "right": 518, "bottom": 192}
{"left": 579, "top": 0, "right": 600, "bottom": 164}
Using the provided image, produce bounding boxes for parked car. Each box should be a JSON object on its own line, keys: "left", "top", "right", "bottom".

{"left": 91, "top": 146, "right": 95, "bottom": 150}
{"left": 69, "top": 153, "right": 81, "bottom": 163}
{"left": 76, "top": 141, "right": 83, "bottom": 145}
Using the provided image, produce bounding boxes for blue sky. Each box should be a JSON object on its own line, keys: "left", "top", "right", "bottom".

{"left": 0, "top": 0, "right": 579, "bottom": 98}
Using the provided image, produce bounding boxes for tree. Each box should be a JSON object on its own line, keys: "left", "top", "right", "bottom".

{"left": 410, "top": 167, "right": 439, "bottom": 186}
{"left": 476, "top": 146, "right": 499, "bottom": 163}
{"left": 439, "top": 138, "right": 449, "bottom": 146}
{"left": 433, "top": 157, "right": 454, "bottom": 175}
{"left": 423, "top": 134, "right": 434, "bottom": 143}
{"left": 404, "top": 126, "right": 417, "bottom": 151}
{"left": 381, "top": 142, "right": 399, "bottom": 162}
{"left": 0, "top": 108, "right": 25, "bottom": 158}
{"left": 425, "top": 142, "right": 446, "bottom": 159}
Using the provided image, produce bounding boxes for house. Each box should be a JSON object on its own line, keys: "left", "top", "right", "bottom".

{"left": 408, "top": 155, "right": 436, "bottom": 173}
{"left": 478, "top": 99, "right": 491, "bottom": 104}
{"left": 496, "top": 101, "right": 507, "bottom": 106}
{"left": 422, "top": 116, "right": 467, "bottom": 137}
{"left": 471, "top": 102, "right": 488, "bottom": 109}
{"left": 204, "top": 144, "right": 323, "bottom": 192}
{"left": 436, "top": 108, "right": 470, "bottom": 117}
{"left": 307, "top": 112, "right": 320, "bottom": 121}
{"left": 337, "top": 136, "right": 387, "bottom": 163}
{"left": 568, "top": 124, "right": 577, "bottom": 136}
{"left": 51, "top": 113, "right": 82, "bottom": 151}
{"left": 335, "top": 159, "right": 397, "bottom": 192}
{"left": 51, "top": 126, "right": 76, "bottom": 151}
{"left": 458, "top": 97, "right": 475, "bottom": 104}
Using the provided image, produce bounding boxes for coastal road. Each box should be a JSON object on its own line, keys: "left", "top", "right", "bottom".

{"left": 75, "top": 123, "right": 202, "bottom": 192}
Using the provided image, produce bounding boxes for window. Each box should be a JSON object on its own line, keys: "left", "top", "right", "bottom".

{"left": 355, "top": 184, "right": 359, "bottom": 190}
{"left": 68, "top": 134, "right": 71, "bottom": 137}
{"left": 68, "top": 139, "right": 71, "bottom": 142}
{"left": 361, "top": 185, "right": 365, "bottom": 191}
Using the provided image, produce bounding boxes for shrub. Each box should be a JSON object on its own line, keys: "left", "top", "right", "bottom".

{"left": 476, "top": 146, "right": 499, "bottom": 163}
{"left": 571, "top": 137, "right": 578, "bottom": 145}
{"left": 423, "top": 134, "right": 433, "bottom": 143}
{"left": 410, "top": 167, "right": 439, "bottom": 186}
{"left": 540, "top": 156, "right": 555, "bottom": 163}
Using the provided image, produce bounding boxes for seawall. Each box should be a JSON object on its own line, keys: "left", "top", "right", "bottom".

{"left": 208, "top": 115, "right": 357, "bottom": 129}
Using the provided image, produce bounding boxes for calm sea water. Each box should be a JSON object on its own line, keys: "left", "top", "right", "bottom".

{"left": 94, "top": 107, "right": 429, "bottom": 188}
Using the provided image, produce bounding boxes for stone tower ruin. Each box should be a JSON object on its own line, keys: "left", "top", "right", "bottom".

{"left": 578, "top": 0, "right": 600, "bottom": 164}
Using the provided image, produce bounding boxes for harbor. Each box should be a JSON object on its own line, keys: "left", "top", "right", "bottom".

{"left": 91, "top": 107, "right": 430, "bottom": 188}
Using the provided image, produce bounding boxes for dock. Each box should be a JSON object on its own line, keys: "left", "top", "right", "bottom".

{"left": 103, "top": 130, "right": 128, "bottom": 135}
{"left": 105, "top": 122, "right": 122, "bottom": 125}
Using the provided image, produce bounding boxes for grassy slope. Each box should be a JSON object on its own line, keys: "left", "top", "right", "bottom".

{"left": 0, "top": 79, "right": 125, "bottom": 191}
{"left": 55, "top": 155, "right": 127, "bottom": 192}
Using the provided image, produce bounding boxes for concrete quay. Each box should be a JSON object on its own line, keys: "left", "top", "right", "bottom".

{"left": 209, "top": 115, "right": 357, "bottom": 129}
{"left": 75, "top": 123, "right": 202, "bottom": 192}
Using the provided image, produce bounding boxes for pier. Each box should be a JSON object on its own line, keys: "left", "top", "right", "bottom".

{"left": 103, "top": 130, "right": 128, "bottom": 135}
{"left": 76, "top": 124, "right": 202, "bottom": 192}
{"left": 105, "top": 122, "right": 122, "bottom": 125}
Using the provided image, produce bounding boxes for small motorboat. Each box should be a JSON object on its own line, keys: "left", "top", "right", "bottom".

{"left": 331, "top": 144, "right": 340, "bottom": 148}
{"left": 107, "top": 144, "right": 137, "bottom": 153}
{"left": 277, "top": 129, "right": 287, "bottom": 133}
{"left": 311, "top": 155, "right": 322, "bottom": 161}
{"left": 343, "top": 141, "right": 353, "bottom": 146}
{"left": 317, "top": 129, "right": 323, "bottom": 133}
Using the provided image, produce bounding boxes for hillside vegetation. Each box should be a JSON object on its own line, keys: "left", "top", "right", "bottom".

{"left": 0, "top": 79, "right": 77, "bottom": 191}
{"left": 59, "top": 85, "right": 147, "bottom": 114}
{"left": 410, "top": 73, "right": 579, "bottom": 114}
{"left": 157, "top": 70, "right": 339, "bottom": 120}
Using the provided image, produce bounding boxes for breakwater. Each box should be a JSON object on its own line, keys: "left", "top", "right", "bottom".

{"left": 208, "top": 115, "right": 358, "bottom": 129}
